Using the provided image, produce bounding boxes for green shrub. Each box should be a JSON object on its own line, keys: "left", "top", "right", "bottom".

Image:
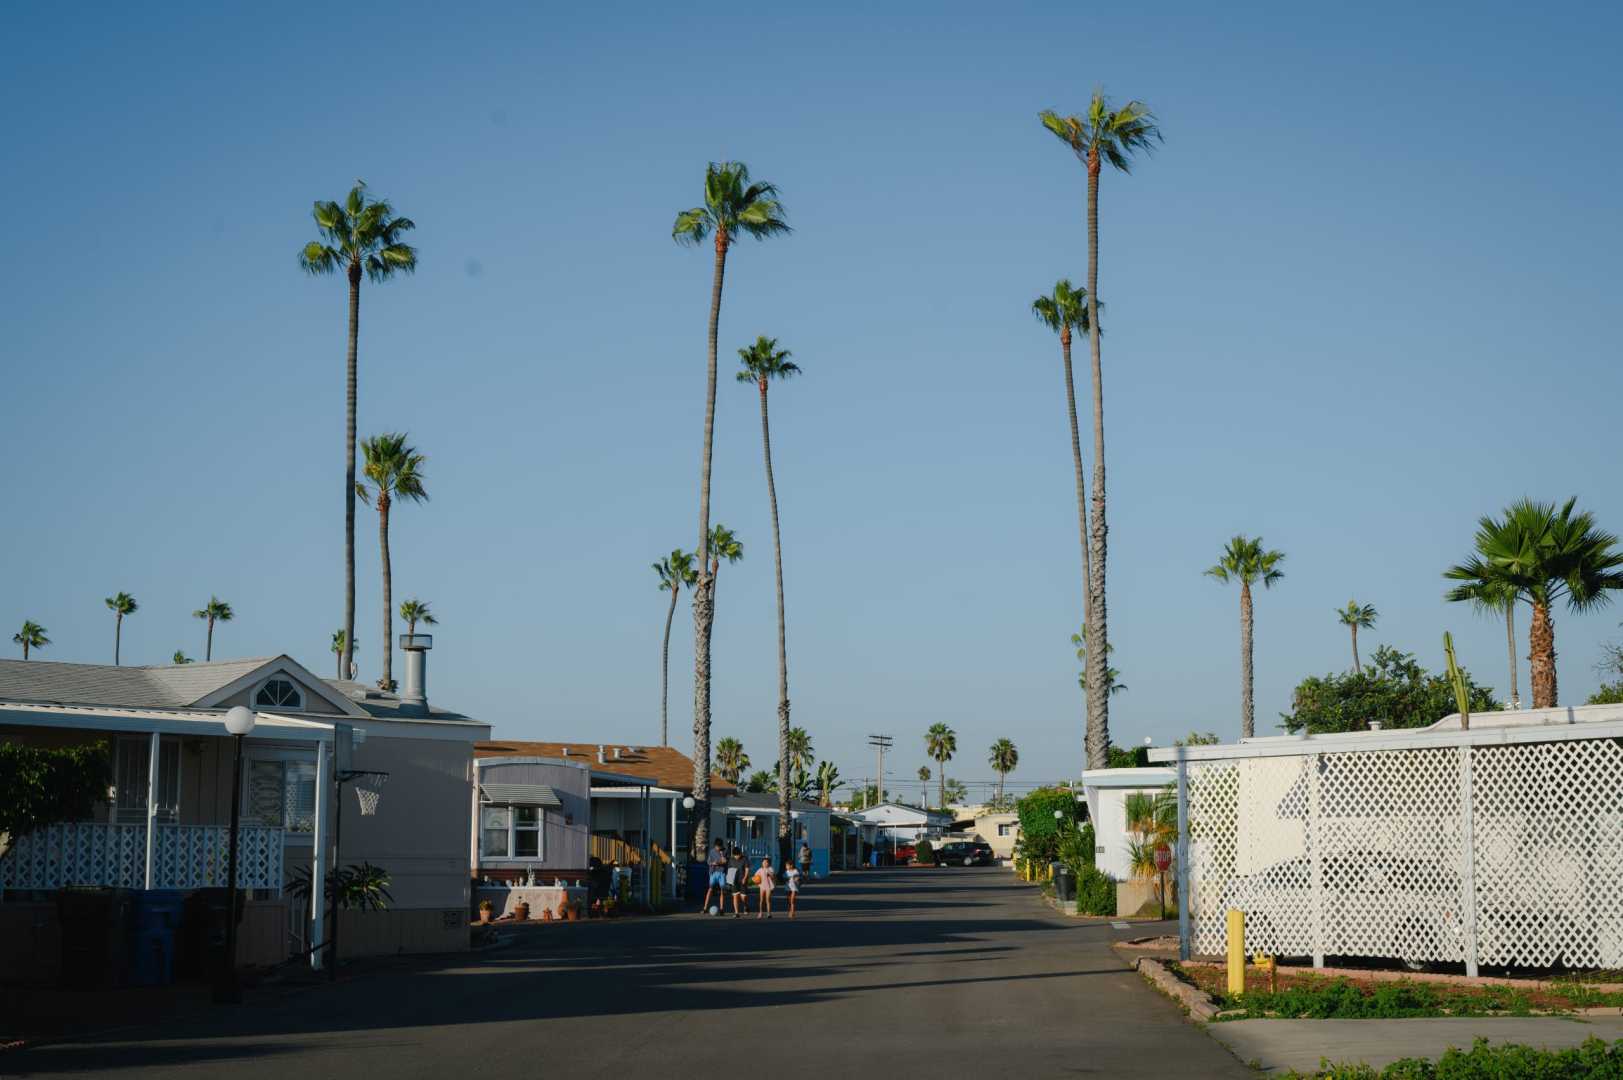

{"left": 1226, "top": 977, "right": 1536, "bottom": 1021}
{"left": 1283, "top": 1036, "right": 1623, "bottom": 1079}
{"left": 0, "top": 742, "right": 111, "bottom": 840}
{"left": 1015, "top": 786, "right": 1082, "bottom": 866}
{"left": 914, "top": 839, "right": 934, "bottom": 865}
{"left": 1075, "top": 865, "right": 1116, "bottom": 916}
{"left": 1056, "top": 822, "right": 1095, "bottom": 877}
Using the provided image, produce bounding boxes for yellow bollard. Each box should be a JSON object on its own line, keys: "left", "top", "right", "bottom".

{"left": 1226, "top": 909, "right": 1246, "bottom": 996}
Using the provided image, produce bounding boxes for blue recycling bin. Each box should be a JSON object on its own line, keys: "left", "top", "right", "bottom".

{"left": 128, "top": 890, "right": 187, "bottom": 986}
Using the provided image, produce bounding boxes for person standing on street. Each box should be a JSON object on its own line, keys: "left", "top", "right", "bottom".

{"left": 728, "top": 846, "right": 749, "bottom": 917}
{"left": 784, "top": 860, "right": 801, "bottom": 919}
{"left": 754, "top": 856, "right": 777, "bottom": 919}
{"left": 797, "top": 842, "right": 812, "bottom": 885}
{"left": 702, "top": 839, "right": 727, "bottom": 914}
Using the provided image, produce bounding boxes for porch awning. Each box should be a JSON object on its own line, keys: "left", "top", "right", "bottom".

{"left": 480, "top": 782, "right": 562, "bottom": 808}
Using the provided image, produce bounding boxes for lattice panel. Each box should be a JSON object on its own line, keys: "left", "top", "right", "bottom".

{"left": 0, "top": 823, "right": 283, "bottom": 892}
{"left": 1473, "top": 739, "right": 1623, "bottom": 969}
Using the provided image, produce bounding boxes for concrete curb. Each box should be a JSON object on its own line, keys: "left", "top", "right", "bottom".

{"left": 1135, "top": 956, "right": 1221, "bottom": 1022}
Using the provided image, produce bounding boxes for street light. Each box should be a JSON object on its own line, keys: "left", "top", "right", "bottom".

{"left": 214, "top": 705, "right": 254, "bottom": 1004}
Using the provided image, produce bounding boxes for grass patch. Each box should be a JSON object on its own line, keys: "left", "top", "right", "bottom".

{"left": 1283, "top": 1036, "right": 1623, "bottom": 1078}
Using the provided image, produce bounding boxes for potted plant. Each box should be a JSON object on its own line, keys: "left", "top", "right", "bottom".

{"left": 555, "top": 898, "right": 569, "bottom": 921}
{"left": 541, "top": 906, "right": 553, "bottom": 921}
{"left": 566, "top": 898, "right": 581, "bottom": 922}
{"left": 513, "top": 899, "right": 530, "bottom": 922}
{"left": 478, "top": 898, "right": 495, "bottom": 924}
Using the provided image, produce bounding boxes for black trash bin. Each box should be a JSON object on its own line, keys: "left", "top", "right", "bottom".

{"left": 57, "top": 886, "right": 132, "bottom": 989}
{"left": 1053, "top": 865, "right": 1077, "bottom": 902}
{"left": 178, "top": 887, "right": 245, "bottom": 981}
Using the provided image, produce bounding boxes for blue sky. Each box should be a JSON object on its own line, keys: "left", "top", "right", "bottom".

{"left": 4, "top": 4, "right": 1620, "bottom": 801}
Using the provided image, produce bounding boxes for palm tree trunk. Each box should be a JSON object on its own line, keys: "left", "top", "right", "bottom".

{"left": 1529, "top": 600, "right": 1557, "bottom": 708}
{"left": 1351, "top": 625, "right": 1360, "bottom": 674}
{"left": 1083, "top": 151, "right": 1110, "bottom": 770}
{"left": 1505, "top": 603, "right": 1520, "bottom": 709}
{"left": 690, "top": 232, "right": 729, "bottom": 856}
{"left": 996, "top": 770, "right": 1005, "bottom": 806}
{"left": 342, "top": 264, "right": 360, "bottom": 680}
{"left": 759, "top": 380, "right": 794, "bottom": 869}
{"left": 1059, "top": 326, "right": 1097, "bottom": 770}
{"left": 1240, "top": 581, "right": 1255, "bottom": 738}
{"left": 378, "top": 493, "right": 394, "bottom": 691}
{"left": 938, "top": 762, "right": 946, "bottom": 812}
{"left": 206, "top": 617, "right": 214, "bottom": 662}
{"left": 115, "top": 614, "right": 122, "bottom": 666}
{"left": 22, "top": 641, "right": 29, "bottom": 660}
{"left": 336, "top": 648, "right": 343, "bottom": 680}
{"left": 660, "top": 587, "right": 678, "bottom": 746}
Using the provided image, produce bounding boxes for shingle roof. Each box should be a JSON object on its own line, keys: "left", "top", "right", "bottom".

{"left": 322, "top": 679, "right": 471, "bottom": 721}
{"left": 0, "top": 657, "right": 275, "bottom": 709}
{"left": 721, "top": 792, "right": 830, "bottom": 814}
{"left": 474, "top": 740, "right": 736, "bottom": 795}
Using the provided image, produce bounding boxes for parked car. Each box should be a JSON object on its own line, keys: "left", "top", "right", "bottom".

{"left": 934, "top": 840, "right": 996, "bottom": 867}
{"left": 893, "top": 843, "right": 917, "bottom": 863}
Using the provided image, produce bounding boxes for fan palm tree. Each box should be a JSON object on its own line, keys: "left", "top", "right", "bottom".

{"left": 926, "top": 723, "right": 957, "bottom": 810}
{"left": 815, "top": 760, "right": 840, "bottom": 807}
{"left": 357, "top": 433, "right": 428, "bottom": 693}
{"left": 1040, "top": 93, "right": 1160, "bottom": 771}
{"left": 1443, "top": 575, "right": 1522, "bottom": 709}
{"left": 652, "top": 551, "right": 698, "bottom": 746}
{"left": 737, "top": 335, "right": 803, "bottom": 864}
{"left": 330, "top": 630, "right": 358, "bottom": 679}
{"left": 715, "top": 736, "right": 750, "bottom": 785}
{"left": 917, "top": 766, "right": 931, "bottom": 806}
{"left": 1336, "top": 601, "right": 1378, "bottom": 674}
{"left": 1445, "top": 498, "right": 1623, "bottom": 708}
{"left": 13, "top": 621, "right": 49, "bottom": 660}
{"left": 989, "top": 738, "right": 1019, "bottom": 806}
{"left": 705, "top": 525, "right": 743, "bottom": 585}
{"left": 192, "top": 597, "right": 233, "bottom": 662}
{"left": 672, "top": 161, "right": 790, "bottom": 854}
{"left": 1071, "top": 626, "right": 1127, "bottom": 697}
{"left": 172, "top": 651, "right": 192, "bottom": 665}
{"left": 1206, "top": 536, "right": 1286, "bottom": 738}
{"left": 105, "top": 592, "right": 138, "bottom": 665}
{"left": 299, "top": 181, "right": 418, "bottom": 683}
{"left": 399, "top": 598, "right": 437, "bottom": 637}
{"left": 1032, "top": 279, "right": 1103, "bottom": 762}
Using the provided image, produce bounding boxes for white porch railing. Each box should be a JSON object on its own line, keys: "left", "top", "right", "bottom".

{"left": 0, "top": 822, "right": 284, "bottom": 892}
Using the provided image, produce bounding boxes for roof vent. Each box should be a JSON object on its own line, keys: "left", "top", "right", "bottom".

{"left": 597, "top": 745, "right": 605, "bottom": 764}
{"left": 613, "top": 747, "right": 622, "bottom": 759}
{"left": 561, "top": 747, "right": 570, "bottom": 757}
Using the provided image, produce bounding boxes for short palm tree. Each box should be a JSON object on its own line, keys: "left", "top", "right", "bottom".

{"left": 357, "top": 433, "right": 428, "bottom": 692}
{"left": 400, "top": 598, "right": 437, "bottom": 637}
{"left": 1445, "top": 498, "right": 1623, "bottom": 708}
{"left": 1124, "top": 789, "right": 1178, "bottom": 880}
{"left": 917, "top": 765, "right": 931, "bottom": 806}
{"left": 192, "top": 597, "right": 233, "bottom": 662}
{"left": 1040, "top": 93, "right": 1160, "bottom": 771}
{"left": 737, "top": 335, "right": 803, "bottom": 865}
{"left": 989, "top": 738, "right": 1019, "bottom": 806}
{"left": 331, "top": 630, "right": 358, "bottom": 679}
{"left": 926, "top": 723, "right": 957, "bottom": 810}
{"left": 815, "top": 760, "right": 840, "bottom": 807}
{"left": 1336, "top": 601, "right": 1378, "bottom": 674}
{"left": 673, "top": 161, "right": 789, "bottom": 854}
{"left": 652, "top": 551, "right": 698, "bottom": 746}
{"left": 172, "top": 650, "right": 192, "bottom": 665}
{"left": 300, "top": 182, "right": 418, "bottom": 684}
{"left": 105, "top": 592, "right": 138, "bottom": 665}
{"left": 1206, "top": 537, "right": 1286, "bottom": 738}
{"left": 13, "top": 621, "right": 49, "bottom": 660}
{"left": 706, "top": 524, "right": 743, "bottom": 585}
{"left": 1071, "top": 626, "right": 1127, "bottom": 697}
{"left": 1443, "top": 575, "right": 1522, "bottom": 709}
{"left": 715, "top": 736, "right": 750, "bottom": 785}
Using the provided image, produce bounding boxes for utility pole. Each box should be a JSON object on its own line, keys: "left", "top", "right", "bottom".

{"left": 868, "top": 734, "right": 892, "bottom": 807}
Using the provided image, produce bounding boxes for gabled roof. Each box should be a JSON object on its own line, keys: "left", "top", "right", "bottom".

{"left": 721, "top": 792, "right": 830, "bottom": 815}
{"left": 0, "top": 655, "right": 369, "bottom": 719}
{"left": 474, "top": 740, "right": 736, "bottom": 795}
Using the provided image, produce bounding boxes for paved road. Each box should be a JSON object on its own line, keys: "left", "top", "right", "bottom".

{"left": 3, "top": 869, "right": 1248, "bottom": 1079}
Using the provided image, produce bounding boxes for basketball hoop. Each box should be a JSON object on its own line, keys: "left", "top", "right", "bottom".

{"left": 341, "top": 770, "right": 390, "bottom": 817}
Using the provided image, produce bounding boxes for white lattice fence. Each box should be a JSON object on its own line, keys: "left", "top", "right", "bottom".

{"left": 1182, "top": 735, "right": 1623, "bottom": 971}
{"left": 0, "top": 823, "right": 283, "bottom": 892}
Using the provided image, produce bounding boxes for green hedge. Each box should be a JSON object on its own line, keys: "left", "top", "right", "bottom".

{"left": 1286, "top": 1036, "right": 1623, "bottom": 1079}
{"left": 1075, "top": 864, "right": 1115, "bottom": 916}
{"left": 1015, "top": 786, "right": 1083, "bottom": 866}
{"left": 0, "top": 742, "right": 111, "bottom": 840}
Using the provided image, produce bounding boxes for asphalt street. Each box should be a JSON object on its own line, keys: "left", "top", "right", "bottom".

{"left": 2, "top": 868, "right": 1249, "bottom": 1079}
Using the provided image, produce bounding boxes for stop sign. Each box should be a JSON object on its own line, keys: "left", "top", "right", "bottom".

{"left": 1153, "top": 845, "right": 1172, "bottom": 872}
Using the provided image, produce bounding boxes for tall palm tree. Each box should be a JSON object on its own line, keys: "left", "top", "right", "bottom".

{"left": 1040, "top": 94, "right": 1160, "bottom": 770}
{"left": 1443, "top": 575, "right": 1522, "bottom": 709}
{"left": 1205, "top": 536, "right": 1286, "bottom": 738}
{"left": 815, "top": 761, "right": 840, "bottom": 807}
{"left": 299, "top": 182, "right": 418, "bottom": 684}
{"left": 926, "top": 723, "right": 957, "bottom": 810}
{"left": 330, "top": 630, "right": 358, "bottom": 679}
{"left": 1071, "top": 626, "right": 1127, "bottom": 697}
{"left": 989, "top": 738, "right": 1019, "bottom": 806}
{"left": 672, "top": 161, "right": 789, "bottom": 854}
{"left": 399, "top": 598, "right": 437, "bottom": 637}
{"left": 1445, "top": 498, "right": 1623, "bottom": 708}
{"left": 652, "top": 551, "right": 698, "bottom": 747}
{"left": 13, "top": 621, "right": 49, "bottom": 660}
{"left": 172, "top": 650, "right": 193, "bottom": 665}
{"left": 357, "top": 433, "right": 428, "bottom": 693}
{"left": 736, "top": 335, "right": 803, "bottom": 865}
{"left": 715, "top": 736, "right": 750, "bottom": 785}
{"left": 1033, "top": 280, "right": 1101, "bottom": 763}
{"left": 917, "top": 766, "right": 931, "bottom": 806}
{"left": 105, "top": 592, "right": 138, "bottom": 666}
{"left": 1334, "top": 600, "right": 1378, "bottom": 674}
{"left": 192, "top": 597, "right": 233, "bottom": 662}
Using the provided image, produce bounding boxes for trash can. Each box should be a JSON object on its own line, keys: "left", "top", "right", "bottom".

{"left": 57, "top": 886, "right": 133, "bottom": 989}
{"left": 128, "top": 890, "right": 187, "bottom": 986}
{"left": 1053, "top": 865, "right": 1076, "bottom": 903}
{"left": 179, "top": 887, "right": 245, "bottom": 981}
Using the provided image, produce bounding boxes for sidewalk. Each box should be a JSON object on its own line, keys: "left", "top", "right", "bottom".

{"left": 1208, "top": 1016, "right": 1623, "bottom": 1074}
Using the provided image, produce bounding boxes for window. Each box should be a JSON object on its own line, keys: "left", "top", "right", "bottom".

{"left": 997, "top": 823, "right": 1014, "bottom": 837}
{"left": 246, "top": 759, "right": 317, "bottom": 832}
{"left": 253, "top": 677, "right": 304, "bottom": 710}
{"left": 480, "top": 804, "right": 545, "bottom": 860}
{"left": 114, "top": 738, "right": 180, "bottom": 824}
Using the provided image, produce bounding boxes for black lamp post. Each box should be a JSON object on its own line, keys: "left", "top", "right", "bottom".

{"left": 214, "top": 705, "right": 255, "bottom": 1004}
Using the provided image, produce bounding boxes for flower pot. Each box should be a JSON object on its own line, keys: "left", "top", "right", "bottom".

{"left": 566, "top": 907, "right": 579, "bottom": 922}
{"left": 541, "top": 907, "right": 553, "bottom": 921}
{"left": 513, "top": 902, "right": 530, "bottom": 922}
{"left": 478, "top": 908, "right": 493, "bottom": 924}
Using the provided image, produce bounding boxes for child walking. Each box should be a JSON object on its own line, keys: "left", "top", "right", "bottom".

{"left": 754, "top": 856, "right": 776, "bottom": 919}
{"left": 783, "top": 860, "right": 800, "bottom": 918}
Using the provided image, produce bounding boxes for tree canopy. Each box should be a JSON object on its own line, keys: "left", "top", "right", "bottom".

{"left": 1281, "top": 645, "right": 1499, "bottom": 734}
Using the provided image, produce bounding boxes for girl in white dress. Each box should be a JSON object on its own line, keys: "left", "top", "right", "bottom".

{"left": 754, "top": 857, "right": 776, "bottom": 918}
{"left": 784, "top": 862, "right": 800, "bottom": 919}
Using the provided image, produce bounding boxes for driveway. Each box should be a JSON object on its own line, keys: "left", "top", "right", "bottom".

{"left": 3, "top": 868, "right": 1248, "bottom": 1078}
